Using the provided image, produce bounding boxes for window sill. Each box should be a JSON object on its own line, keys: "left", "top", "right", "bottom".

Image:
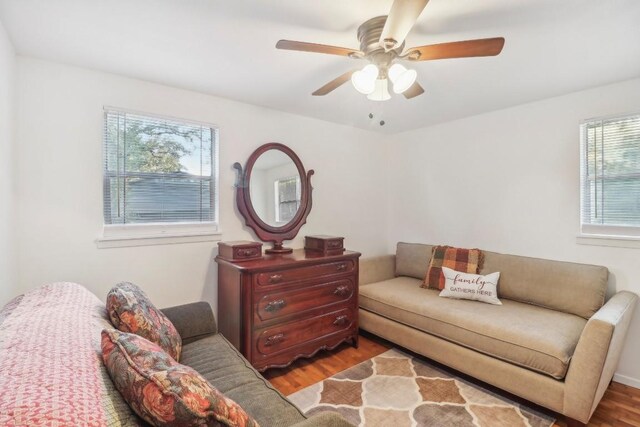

{"left": 576, "top": 234, "right": 640, "bottom": 249}
{"left": 96, "top": 223, "right": 222, "bottom": 248}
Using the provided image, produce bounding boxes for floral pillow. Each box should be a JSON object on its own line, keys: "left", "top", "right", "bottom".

{"left": 107, "top": 282, "right": 182, "bottom": 361}
{"left": 101, "top": 329, "right": 260, "bottom": 427}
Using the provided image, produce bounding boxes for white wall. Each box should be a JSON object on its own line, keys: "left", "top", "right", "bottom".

{"left": 387, "top": 77, "right": 640, "bottom": 386}
{"left": 249, "top": 168, "right": 268, "bottom": 221}
{"left": 9, "top": 53, "right": 640, "bottom": 386}
{"left": 13, "top": 58, "right": 389, "bottom": 312}
{"left": 0, "top": 20, "right": 16, "bottom": 306}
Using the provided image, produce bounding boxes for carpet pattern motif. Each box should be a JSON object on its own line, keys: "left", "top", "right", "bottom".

{"left": 288, "top": 349, "right": 555, "bottom": 427}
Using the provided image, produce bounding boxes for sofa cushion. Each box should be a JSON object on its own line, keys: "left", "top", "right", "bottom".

{"left": 359, "top": 277, "right": 587, "bottom": 379}
{"left": 394, "top": 243, "right": 609, "bottom": 319}
{"left": 482, "top": 251, "right": 608, "bottom": 319}
{"left": 107, "top": 282, "right": 183, "bottom": 360}
{"left": 396, "top": 242, "right": 433, "bottom": 279}
{"left": 180, "top": 334, "right": 307, "bottom": 427}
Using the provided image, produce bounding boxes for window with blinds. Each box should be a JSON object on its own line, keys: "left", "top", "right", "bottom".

{"left": 103, "top": 109, "right": 218, "bottom": 226}
{"left": 275, "top": 176, "right": 301, "bottom": 223}
{"left": 580, "top": 113, "right": 640, "bottom": 237}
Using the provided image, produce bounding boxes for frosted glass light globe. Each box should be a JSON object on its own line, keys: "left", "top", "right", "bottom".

{"left": 351, "top": 64, "right": 379, "bottom": 95}
{"left": 367, "top": 78, "right": 391, "bottom": 101}
{"left": 389, "top": 63, "right": 417, "bottom": 94}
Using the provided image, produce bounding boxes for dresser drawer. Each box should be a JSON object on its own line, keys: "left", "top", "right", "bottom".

{"left": 256, "top": 260, "right": 355, "bottom": 287}
{"left": 254, "top": 308, "right": 354, "bottom": 356}
{"left": 255, "top": 279, "right": 354, "bottom": 323}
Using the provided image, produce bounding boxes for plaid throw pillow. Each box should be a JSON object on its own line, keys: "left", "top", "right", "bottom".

{"left": 422, "top": 246, "right": 484, "bottom": 290}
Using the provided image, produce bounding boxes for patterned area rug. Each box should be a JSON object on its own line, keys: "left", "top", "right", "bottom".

{"left": 288, "top": 349, "right": 555, "bottom": 427}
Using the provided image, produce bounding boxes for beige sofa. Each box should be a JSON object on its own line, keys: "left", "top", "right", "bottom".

{"left": 358, "top": 242, "right": 637, "bottom": 425}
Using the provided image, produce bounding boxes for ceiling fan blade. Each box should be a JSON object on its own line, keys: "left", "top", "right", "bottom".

{"left": 380, "top": 0, "right": 430, "bottom": 51}
{"left": 406, "top": 37, "right": 505, "bottom": 61}
{"left": 276, "top": 40, "right": 362, "bottom": 57}
{"left": 403, "top": 81, "right": 425, "bottom": 99}
{"left": 312, "top": 70, "right": 356, "bottom": 96}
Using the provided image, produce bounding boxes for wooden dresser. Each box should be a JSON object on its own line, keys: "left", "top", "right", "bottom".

{"left": 216, "top": 249, "right": 360, "bottom": 371}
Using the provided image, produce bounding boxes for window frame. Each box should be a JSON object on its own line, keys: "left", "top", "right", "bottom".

{"left": 97, "top": 107, "right": 221, "bottom": 248}
{"left": 578, "top": 111, "right": 640, "bottom": 248}
{"left": 274, "top": 175, "right": 301, "bottom": 224}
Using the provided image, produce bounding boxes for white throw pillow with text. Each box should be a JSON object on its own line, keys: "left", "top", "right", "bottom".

{"left": 439, "top": 267, "right": 501, "bottom": 305}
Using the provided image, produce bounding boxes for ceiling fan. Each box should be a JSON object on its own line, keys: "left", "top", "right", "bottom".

{"left": 276, "top": 0, "right": 505, "bottom": 101}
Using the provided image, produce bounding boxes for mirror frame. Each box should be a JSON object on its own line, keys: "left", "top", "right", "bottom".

{"left": 233, "top": 143, "right": 314, "bottom": 254}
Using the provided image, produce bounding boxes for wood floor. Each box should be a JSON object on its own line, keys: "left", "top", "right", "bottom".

{"left": 264, "top": 333, "right": 640, "bottom": 427}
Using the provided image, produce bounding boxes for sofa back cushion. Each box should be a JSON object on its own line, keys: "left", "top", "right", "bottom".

{"left": 481, "top": 251, "right": 608, "bottom": 319}
{"left": 394, "top": 243, "right": 608, "bottom": 319}
{"left": 396, "top": 242, "right": 434, "bottom": 279}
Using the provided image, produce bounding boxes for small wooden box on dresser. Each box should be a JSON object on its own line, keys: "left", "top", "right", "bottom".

{"left": 216, "top": 246, "right": 360, "bottom": 371}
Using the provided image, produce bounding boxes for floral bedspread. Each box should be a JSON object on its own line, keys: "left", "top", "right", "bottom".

{"left": 0, "top": 283, "right": 141, "bottom": 426}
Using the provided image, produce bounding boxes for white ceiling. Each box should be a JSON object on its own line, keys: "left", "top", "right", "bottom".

{"left": 1, "top": 0, "right": 639, "bottom": 134}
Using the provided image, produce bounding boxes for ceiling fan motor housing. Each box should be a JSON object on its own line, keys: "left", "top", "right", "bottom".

{"left": 357, "top": 16, "right": 404, "bottom": 59}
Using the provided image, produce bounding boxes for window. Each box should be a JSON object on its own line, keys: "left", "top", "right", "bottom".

{"left": 275, "top": 176, "right": 301, "bottom": 223}
{"left": 101, "top": 109, "right": 219, "bottom": 245}
{"left": 580, "top": 113, "right": 640, "bottom": 238}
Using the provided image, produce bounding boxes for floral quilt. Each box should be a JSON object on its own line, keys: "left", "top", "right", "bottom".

{"left": 0, "top": 283, "right": 141, "bottom": 426}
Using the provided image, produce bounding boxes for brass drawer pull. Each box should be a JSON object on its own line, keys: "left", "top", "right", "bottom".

{"left": 269, "top": 274, "right": 283, "bottom": 284}
{"left": 336, "top": 263, "right": 347, "bottom": 271}
{"left": 333, "top": 285, "right": 350, "bottom": 297}
{"left": 328, "top": 241, "right": 341, "bottom": 248}
{"left": 333, "top": 315, "right": 349, "bottom": 326}
{"left": 264, "top": 299, "right": 287, "bottom": 312}
{"left": 264, "top": 333, "right": 285, "bottom": 346}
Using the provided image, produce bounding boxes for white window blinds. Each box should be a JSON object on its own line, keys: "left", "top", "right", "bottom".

{"left": 580, "top": 114, "right": 640, "bottom": 236}
{"left": 103, "top": 109, "right": 218, "bottom": 225}
{"left": 275, "top": 177, "right": 301, "bottom": 223}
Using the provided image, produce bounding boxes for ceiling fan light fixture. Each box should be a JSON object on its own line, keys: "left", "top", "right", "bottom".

{"left": 367, "top": 78, "right": 391, "bottom": 101}
{"left": 351, "top": 64, "right": 379, "bottom": 94}
{"left": 388, "top": 63, "right": 418, "bottom": 94}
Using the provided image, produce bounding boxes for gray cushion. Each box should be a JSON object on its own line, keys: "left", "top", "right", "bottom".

{"left": 180, "top": 334, "right": 306, "bottom": 427}
{"left": 359, "top": 277, "right": 587, "bottom": 379}
{"left": 395, "top": 242, "right": 433, "bottom": 280}
{"left": 161, "top": 302, "right": 217, "bottom": 344}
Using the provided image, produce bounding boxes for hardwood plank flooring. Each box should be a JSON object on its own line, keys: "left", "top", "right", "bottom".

{"left": 264, "top": 335, "right": 389, "bottom": 395}
{"left": 264, "top": 333, "right": 640, "bottom": 427}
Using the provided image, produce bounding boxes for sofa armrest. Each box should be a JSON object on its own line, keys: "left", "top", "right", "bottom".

{"left": 563, "top": 290, "right": 637, "bottom": 423}
{"left": 359, "top": 255, "right": 396, "bottom": 286}
{"left": 161, "top": 302, "right": 217, "bottom": 344}
{"left": 291, "top": 412, "right": 355, "bottom": 427}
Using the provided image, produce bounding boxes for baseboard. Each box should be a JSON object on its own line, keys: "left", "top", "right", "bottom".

{"left": 613, "top": 373, "right": 640, "bottom": 389}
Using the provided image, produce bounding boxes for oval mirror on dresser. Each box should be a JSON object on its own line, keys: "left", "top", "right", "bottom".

{"left": 249, "top": 149, "right": 301, "bottom": 227}
{"left": 233, "top": 143, "right": 314, "bottom": 254}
